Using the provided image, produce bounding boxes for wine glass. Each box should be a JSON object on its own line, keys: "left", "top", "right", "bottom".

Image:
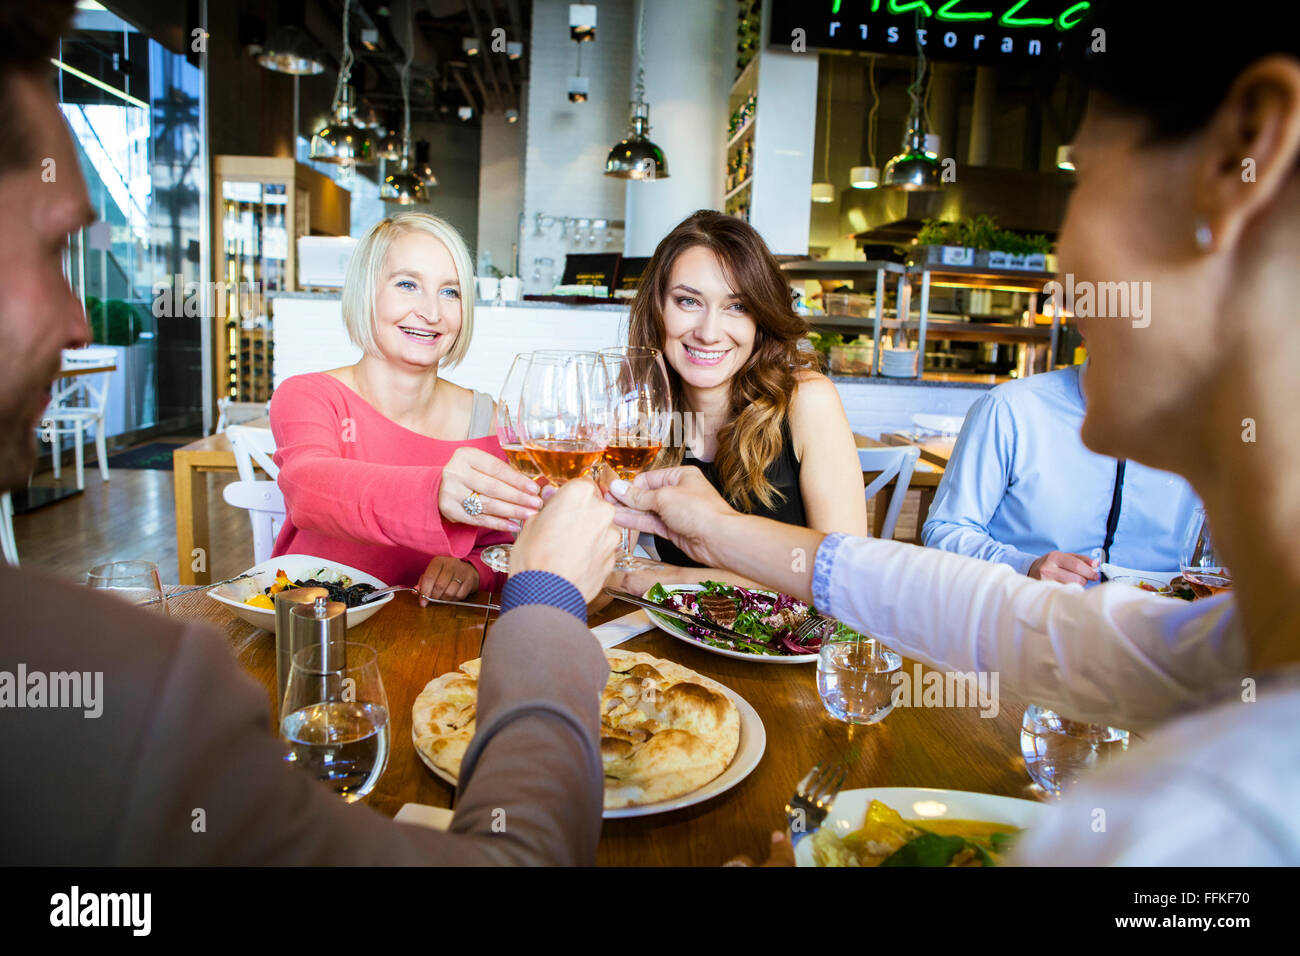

{"left": 86, "top": 560, "right": 168, "bottom": 615}
{"left": 599, "top": 346, "right": 672, "bottom": 570}
{"left": 1179, "top": 507, "right": 1232, "bottom": 593}
{"left": 1019, "top": 704, "right": 1131, "bottom": 797}
{"left": 280, "top": 641, "right": 390, "bottom": 803}
{"left": 518, "top": 351, "right": 611, "bottom": 489}
{"left": 481, "top": 353, "right": 541, "bottom": 574}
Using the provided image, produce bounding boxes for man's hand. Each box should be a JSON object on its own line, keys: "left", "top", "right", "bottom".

{"left": 510, "top": 478, "right": 620, "bottom": 602}
{"left": 608, "top": 466, "right": 738, "bottom": 570}
{"left": 417, "top": 556, "right": 478, "bottom": 603}
{"left": 1027, "top": 550, "right": 1099, "bottom": 585}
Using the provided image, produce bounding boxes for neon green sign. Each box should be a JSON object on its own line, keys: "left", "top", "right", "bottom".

{"left": 829, "top": 0, "right": 1091, "bottom": 31}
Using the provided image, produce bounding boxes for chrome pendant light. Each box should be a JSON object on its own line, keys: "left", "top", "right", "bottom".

{"left": 882, "top": 13, "right": 940, "bottom": 191}
{"left": 310, "top": 0, "right": 374, "bottom": 164}
{"left": 258, "top": 24, "right": 325, "bottom": 75}
{"left": 605, "top": 0, "right": 668, "bottom": 180}
{"left": 381, "top": 20, "right": 426, "bottom": 205}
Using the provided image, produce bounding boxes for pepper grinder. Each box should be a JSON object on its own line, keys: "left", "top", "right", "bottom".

{"left": 288, "top": 596, "right": 348, "bottom": 712}
{"left": 273, "top": 587, "right": 328, "bottom": 715}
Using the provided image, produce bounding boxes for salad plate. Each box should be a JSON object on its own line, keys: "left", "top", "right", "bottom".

{"left": 641, "top": 582, "right": 821, "bottom": 663}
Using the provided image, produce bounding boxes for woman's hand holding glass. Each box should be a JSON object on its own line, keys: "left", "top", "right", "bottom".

{"left": 438, "top": 444, "right": 542, "bottom": 533}
{"left": 480, "top": 353, "right": 541, "bottom": 573}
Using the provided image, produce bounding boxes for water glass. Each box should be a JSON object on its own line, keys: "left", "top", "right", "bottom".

{"left": 817, "top": 636, "right": 903, "bottom": 725}
{"left": 280, "top": 641, "right": 390, "bottom": 803}
{"left": 86, "top": 560, "right": 168, "bottom": 614}
{"left": 1019, "top": 704, "right": 1130, "bottom": 797}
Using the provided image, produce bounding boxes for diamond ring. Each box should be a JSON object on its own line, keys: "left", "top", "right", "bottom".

{"left": 461, "top": 491, "right": 483, "bottom": 517}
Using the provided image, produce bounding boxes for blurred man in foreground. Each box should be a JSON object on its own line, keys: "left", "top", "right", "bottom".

{"left": 0, "top": 0, "right": 617, "bottom": 865}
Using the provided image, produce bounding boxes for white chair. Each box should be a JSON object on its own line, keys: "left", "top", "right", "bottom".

{"left": 40, "top": 349, "right": 115, "bottom": 490}
{"left": 215, "top": 398, "right": 270, "bottom": 434}
{"left": 1, "top": 491, "right": 17, "bottom": 566}
{"left": 222, "top": 425, "right": 284, "bottom": 564}
{"left": 858, "top": 445, "right": 921, "bottom": 541}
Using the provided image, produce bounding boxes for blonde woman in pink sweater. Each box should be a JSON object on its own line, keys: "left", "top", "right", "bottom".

{"left": 270, "top": 212, "right": 542, "bottom": 601}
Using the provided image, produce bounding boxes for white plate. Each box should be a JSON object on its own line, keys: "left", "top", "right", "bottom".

{"left": 641, "top": 583, "right": 819, "bottom": 664}
{"left": 206, "top": 554, "right": 393, "bottom": 630}
{"left": 795, "top": 786, "right": 1054, "bottom": 866}
{"left": 413, "top": 680, "right": 766, "bottom": 819}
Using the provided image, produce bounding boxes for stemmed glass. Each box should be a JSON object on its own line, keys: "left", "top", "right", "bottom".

{"left": 517, "top": 351, "right": 611, "bottom": 489}
{"left": 280, "top": 641, "right": 390, "bottom": 803}
{"left": 86, "top": 560, "right": 168, "bottom": 615}
{"left": 1180, "top": 507, "right": 1232, "bottom": 593}
{"left": 599, "top": 346, "right": 671, "bottom": 569}
{"left": 481, "top": 353, "right": 542, "bottom": 574}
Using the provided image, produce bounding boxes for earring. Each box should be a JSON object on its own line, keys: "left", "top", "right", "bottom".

{"left": 1194, "top": 218, "right": 1214, "bottom": 252}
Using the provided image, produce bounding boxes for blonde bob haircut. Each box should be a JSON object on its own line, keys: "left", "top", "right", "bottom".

{"left": 341, "top": 211, "right": 476, "bottom": 368}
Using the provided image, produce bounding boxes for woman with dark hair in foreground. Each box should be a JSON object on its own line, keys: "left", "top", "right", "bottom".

{"left": 615, "top": 4, "right": 1300, "bottom": 864}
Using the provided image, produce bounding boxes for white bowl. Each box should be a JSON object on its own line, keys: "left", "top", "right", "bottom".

{"left": 207, "top": 554, "right": 393, "bottom": 630}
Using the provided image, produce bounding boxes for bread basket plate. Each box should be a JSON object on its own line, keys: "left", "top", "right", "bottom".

{"left": 413, "top": 680, "right": 765, "bottom": 819}
{"left": 642, "top": 583, "right": 819, "bottom": 664}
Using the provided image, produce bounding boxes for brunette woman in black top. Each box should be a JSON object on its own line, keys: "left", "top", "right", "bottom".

{"left": 612, "top": 210, "right": 868, "bottom": 593}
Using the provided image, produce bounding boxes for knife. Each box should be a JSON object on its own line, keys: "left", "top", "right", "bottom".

{"left": 601, "top": 587, "right": 769, "bottom": 648}
{"left": 138, "top": 572, "right": 255, "bottom": 606}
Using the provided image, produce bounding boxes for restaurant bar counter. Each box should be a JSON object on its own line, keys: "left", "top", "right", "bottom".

{"left": 267, "top": 291, "right": 994, "bottom": 438}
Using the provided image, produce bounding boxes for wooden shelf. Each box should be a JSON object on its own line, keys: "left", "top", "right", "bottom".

{"left": 726, "top": 116, "right": 755, "bottom": 149}
{"left": 723, "top": 177, "right": 754, "bottom": 201}
{"left": 813, "top": 315, "right": 1052, "bottom": 344}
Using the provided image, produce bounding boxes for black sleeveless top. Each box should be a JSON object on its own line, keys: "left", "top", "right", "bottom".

{"left": 653, "top": 420, "right": 806, "bottom": 568}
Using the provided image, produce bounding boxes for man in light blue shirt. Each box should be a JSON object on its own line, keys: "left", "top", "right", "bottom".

{"left": 921, "top": 364, "right": 1199, "bottom": 584}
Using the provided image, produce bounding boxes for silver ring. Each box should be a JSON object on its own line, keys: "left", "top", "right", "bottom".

{"left": 461, "top": 491, "right": 483, "bottom": 517}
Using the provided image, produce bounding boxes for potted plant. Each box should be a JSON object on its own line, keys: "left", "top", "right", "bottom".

{"left": 987, "top": 229, "right": 1051, "bottom": 271}
{"left": 915, "top": 219, "right": 974, "bottom": 266}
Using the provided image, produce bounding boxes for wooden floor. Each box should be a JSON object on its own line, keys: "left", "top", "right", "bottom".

{"left": 13, "top": 463, "right": 253, "bottom": 585}
{"left": 11, "top": 454, "right": 931, "bottom": 586}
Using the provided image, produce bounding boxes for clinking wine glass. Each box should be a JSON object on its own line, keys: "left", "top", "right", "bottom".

{"left": 481, "top": 353, "right": 542, "bottom": 574}
{"left": 599, "top": 346, "right": 671, "bottom": 570}
{"left": 518, "top": 351, "right": 611, "bottom": 489}
{"left": 1180, "top": 507, "right": 1232, "bottom": 593}
{"left": 280, "top": 641, "right": 390, "bottom": 803}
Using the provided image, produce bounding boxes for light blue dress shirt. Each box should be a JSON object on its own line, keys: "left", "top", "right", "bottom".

{"left": 921, "top": 365, "right": 1199, "bottom": 574}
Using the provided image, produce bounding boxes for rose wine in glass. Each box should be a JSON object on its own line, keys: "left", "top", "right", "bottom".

{"left": 481, "top": 354, "right": 538, "bottom": 574}
{"left": 518, "top": 352, "right": 611, "bottom": 491}
{"left": 599, "top": 346, "right": 671, "bottom": 570}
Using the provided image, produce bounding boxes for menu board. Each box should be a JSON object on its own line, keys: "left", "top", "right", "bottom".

{"left": 561, "top": 253, "right": 622, "bottom": 290}
{"left": 614, "top": 257, "right": 651, "bottom": 293}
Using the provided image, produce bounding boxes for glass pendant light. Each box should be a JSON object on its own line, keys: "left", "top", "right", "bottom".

{"left": 852, "top": 59, "right": 880, "bottom": 189}
{"left": 310, "top": 0, "right": 374, "bottom": 164}
{"left": 811, "top": 62, "right": 834, "bottom": 203}
{"left": 605, "top": 0, "right": 668, "bottom": 180}
{"left": 381, "top": 52, "right": 425, "bottom": 204}
{"left": 882, "top": 14, "right": 940, "bottom": 191}
{"left": 414, "top": 140, "right": 439, "bottom": 188}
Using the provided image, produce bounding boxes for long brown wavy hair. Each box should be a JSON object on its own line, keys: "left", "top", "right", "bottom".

{"left": 629, "top": 210, "right": 816, "bottom": 512}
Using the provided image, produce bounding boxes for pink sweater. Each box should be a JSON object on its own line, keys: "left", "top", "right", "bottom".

{"left": 269, "top": 372, "right": 509, "bottom": 592}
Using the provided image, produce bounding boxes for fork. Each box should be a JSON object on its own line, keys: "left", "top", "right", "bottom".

{"left": 785, "top": 760, "right": 849, "bottom": 850}
{"left": 359, "top": 586, "right": 501, "bottom": 612}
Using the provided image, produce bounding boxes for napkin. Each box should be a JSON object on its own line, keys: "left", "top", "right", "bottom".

{"left": 394, "top": 803, "right": 455, "bottom": 831}
{"left": 590, "top": 610, "right": 655, "bottom": 649}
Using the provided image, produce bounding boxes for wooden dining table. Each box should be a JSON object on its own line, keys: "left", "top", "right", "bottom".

{"left": 165, "top": 585, "right": 1036, "bottom": 866}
